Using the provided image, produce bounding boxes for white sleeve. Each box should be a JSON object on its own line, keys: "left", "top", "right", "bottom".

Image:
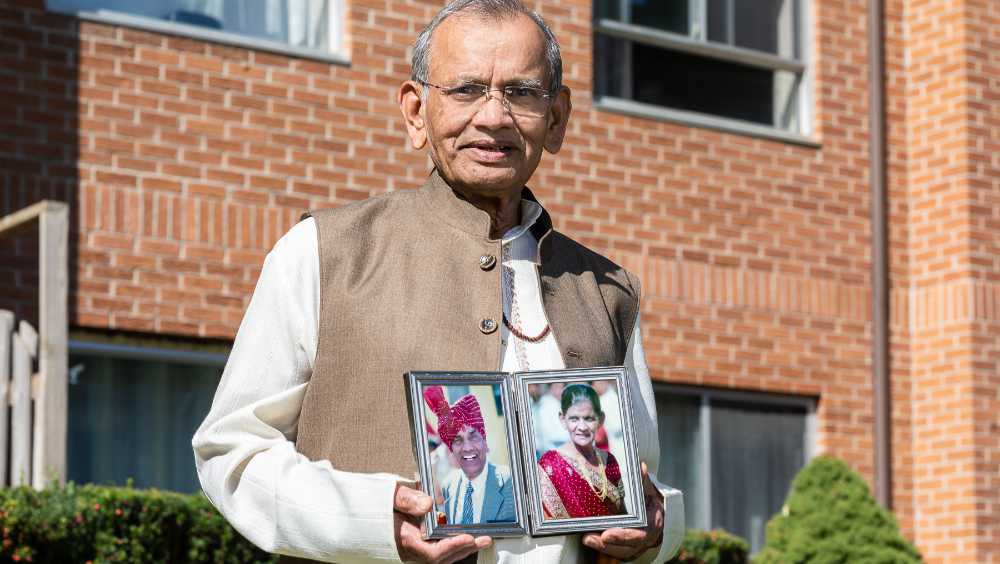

{"left": 192, "top": 218, "right": 404, "bottom": 563}
{"left": 625, "top": 314, "right": 685, "bottom": 564}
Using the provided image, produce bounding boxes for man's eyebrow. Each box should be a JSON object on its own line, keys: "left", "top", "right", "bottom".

{"left": 453, "top": 73, "right": 489, "bottom": 84}
{"left": 506, "top": 78, "right": 545, "bottom": 89}
{"left": 449, "top": 75, "right": 545, "bottom": 89}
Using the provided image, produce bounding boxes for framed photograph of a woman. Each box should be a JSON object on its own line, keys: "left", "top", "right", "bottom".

{"left": 405, "top": 371, "right": 528, "bottom": 539}
{"left": 515, "top": 367, "right": 647, "bottom": 535}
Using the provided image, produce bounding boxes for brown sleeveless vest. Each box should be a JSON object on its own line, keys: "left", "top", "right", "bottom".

{"left": 284, "top": 171, "right": 638, "bottom": 560}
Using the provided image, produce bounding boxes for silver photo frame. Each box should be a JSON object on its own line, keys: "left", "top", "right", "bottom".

{"left": 514, "top": 367, "right": 647, "bottom": 536}
{"left": 405, "top": 371, "right": 528, "bottom": 539}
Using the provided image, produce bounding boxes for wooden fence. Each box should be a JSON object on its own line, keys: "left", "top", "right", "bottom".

{"left": 0, "top": 201, "right": 68, "bottom": 488}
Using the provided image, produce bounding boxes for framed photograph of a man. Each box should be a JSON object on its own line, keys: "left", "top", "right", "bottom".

{"left": 514, "top": 367, "right": 647, "bottom": 535}
{"left": 405, "top": 371, "right": 527, "bottom": 538}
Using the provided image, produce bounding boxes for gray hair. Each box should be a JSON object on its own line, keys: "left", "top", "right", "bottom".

{"left": 410, "top": 0, "right": 563, "bottom": 94}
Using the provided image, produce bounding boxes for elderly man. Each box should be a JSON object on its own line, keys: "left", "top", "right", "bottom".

{"left": 193, "top": 0, "right": 684, "bottom": 563}
{"left": 424, "top": 387, "right": 515, "bottom": 525}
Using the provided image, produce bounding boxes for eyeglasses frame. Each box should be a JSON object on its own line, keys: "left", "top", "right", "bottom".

{"left": 419, "top": 79, "right": 555, "bottom": 118}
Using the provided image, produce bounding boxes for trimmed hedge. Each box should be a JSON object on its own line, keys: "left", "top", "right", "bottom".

{"left": 0, "top": 483, "right": 275, "bottom": 563}
{"left": 670, "top": 529, "right": 749, "bottom": 564}
{"left": 755, "top": 456, "right": 921, "bottom": 563}
{"left": 0, "top": 482, "right": 750, "bottom": 563}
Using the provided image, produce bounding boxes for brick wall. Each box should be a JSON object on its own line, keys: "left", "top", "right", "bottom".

{"left": 894, "top": 0, "right": 1000, "bottom": 561}
{"left": 2, "top": 0, "right": 997, "bottom": 561}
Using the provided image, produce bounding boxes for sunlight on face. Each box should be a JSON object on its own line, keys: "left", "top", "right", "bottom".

{"left": 422, "top": 13, "right": 553, "bottom": 198}
{"left": 560, "top": 400, "right": 603, "bottom": 450}
{"left": 450, "top": 425, "right": 489, "bottom": 479}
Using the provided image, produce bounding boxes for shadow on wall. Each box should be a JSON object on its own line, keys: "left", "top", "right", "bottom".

{"left": 0, "top": 3, "right": 80, "bottom": 328}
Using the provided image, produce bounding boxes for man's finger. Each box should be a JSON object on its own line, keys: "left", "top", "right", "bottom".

{"left": 422, "top": 534, "right": 492, "bottom": 564}
{"left": 393, "top": 484, "right": 433, "bottom": 517}
{"left": 581, "top": 532, "right": 605, "bottom": 551}
{"left": 583, "top": 533, "right": 638, "bottom": 560}
{"left": 600, "top": 526, "right": 647, "bottom": 545}
{"left": 640, "top": 462, "right": 659, "bottom": 496}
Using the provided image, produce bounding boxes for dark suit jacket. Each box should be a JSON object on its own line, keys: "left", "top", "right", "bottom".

{"left": 441, "top": 463, "right": 515, "bottom": 524}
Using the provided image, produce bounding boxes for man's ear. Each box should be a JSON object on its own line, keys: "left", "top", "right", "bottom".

{"left": 543, "top": 85, "right": 572, "bottom": 154}
{"left": 398, "top": 80, "right": 427, "bottom": 149}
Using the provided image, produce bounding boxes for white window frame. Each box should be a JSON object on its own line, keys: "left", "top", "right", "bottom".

{"left": 46, "top": 1, "right": 348, "bottom": 65}
{"left": 594, "top": 0, "right": 815, "bottom": 146}
{"left": 654, "top": 383, "right": 816, "bottom": 549}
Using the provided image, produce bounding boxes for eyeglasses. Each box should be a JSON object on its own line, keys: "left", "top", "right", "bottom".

{"left": 420, "top": 80, "right": 553, "bottom": 118}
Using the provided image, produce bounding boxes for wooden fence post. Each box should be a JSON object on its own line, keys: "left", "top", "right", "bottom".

{"left": 12, "top": 321, "right": 37, "bottom": 487}
{"left": 34, "top": 203, "right": 68, "bottom": 488}
{"left": 0, "top": 310, "right": 12, "bottom": 486}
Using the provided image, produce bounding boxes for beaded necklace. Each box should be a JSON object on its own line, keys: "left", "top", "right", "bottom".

{"left": 502, "top": 243, "right": 551, "bottom": 369}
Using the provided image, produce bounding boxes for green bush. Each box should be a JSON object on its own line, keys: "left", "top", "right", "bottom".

{"left": 0, "top": 482, "right": 275, "bottom": 563}
{"left": 670, "top": 529, "right": 749, "bottom": 564}
{"left": 755, "top": 456, "right": 921, "bottom": 564}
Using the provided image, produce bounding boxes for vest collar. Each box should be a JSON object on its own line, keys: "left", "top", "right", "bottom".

{"left": 420, "top": 168, "right": 554, "bottom": 253}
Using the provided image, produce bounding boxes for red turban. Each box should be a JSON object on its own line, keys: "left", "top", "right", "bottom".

{"left": 423, "top": 386, "right": 486, "bottom": 451}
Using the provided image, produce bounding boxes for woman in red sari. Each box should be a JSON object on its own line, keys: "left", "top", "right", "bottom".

{"left": 537, "top": 383, "right": 626, "bottom": 519}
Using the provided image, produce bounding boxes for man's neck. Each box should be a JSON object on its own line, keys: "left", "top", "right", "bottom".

{"left": 446, "top": 179, "right": 523, "bottom": 239}
{"left": 464, "top": 192, "right": 521, "bottom": 239}
{"left": 463, "top": 466, "right": 486, "bottom": 483}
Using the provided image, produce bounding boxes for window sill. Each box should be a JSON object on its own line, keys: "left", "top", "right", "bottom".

{"left": 63, "top": 9, "right": 349, "bottom": 66}
{"left": 594, "top": 97, "right": 820, "bottom": 148}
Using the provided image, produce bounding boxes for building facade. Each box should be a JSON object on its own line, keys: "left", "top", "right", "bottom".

{"left": 1, "top": 0, "right": 998, "bottom": 561}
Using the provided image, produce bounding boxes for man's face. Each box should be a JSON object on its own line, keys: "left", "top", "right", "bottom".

{"left": 400, "top": 13, "right": 570, "bottom": 199}
{"left": 451, "top": 425, "right": 489, "bottom": 479}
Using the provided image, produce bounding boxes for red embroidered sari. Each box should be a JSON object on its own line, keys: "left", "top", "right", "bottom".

{"left": 537, "top": 445, "right": 626, "bottom": 519}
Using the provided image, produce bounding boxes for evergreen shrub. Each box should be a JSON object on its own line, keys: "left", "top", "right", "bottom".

{"left": 755, "top": 455, "right": 921, "bottom": 564}
{"left": 0, "top": 483, "right": 275, "bottom": 563}
{"left": 670, "top": 528, "right": 749, "bottom": 564}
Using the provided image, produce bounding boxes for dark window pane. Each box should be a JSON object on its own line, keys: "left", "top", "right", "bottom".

{"left": 707, "top": 0, "right": 729, "bottom": 43}
{"left": 655, "top": 393, "right": 707, "bottom": 530}
{"left": 594, "top": 0, "right": 620, "bottom": 21}
{"left": 630, "top": 40, "right": 776, "bottom": 126}
{"left": 733, "top": 0, "right": 798, "bottom": 57}
{"left": 710, "top": 400, "right": 807, "bottom": 554}
{"left": 67, "top": 354, "right": 222, "bottom": 492}
{"left": 627, "top": 0, "right": 688, "bottom": 35}
{"left": 593, "top": 33, "right": 629, "bottom": 99}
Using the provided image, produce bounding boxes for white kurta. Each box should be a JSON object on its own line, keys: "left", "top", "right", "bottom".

{"left": 192, "top": 203, "right": 685, "bottom": 563}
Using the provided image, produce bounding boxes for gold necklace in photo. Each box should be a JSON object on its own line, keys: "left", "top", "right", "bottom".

{"left": 572, "top": 449, "right": 610, "bottom": 500}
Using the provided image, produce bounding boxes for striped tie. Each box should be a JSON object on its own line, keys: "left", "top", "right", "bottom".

{"left": 461, "top": 480, "right": 474, "bottom": 524}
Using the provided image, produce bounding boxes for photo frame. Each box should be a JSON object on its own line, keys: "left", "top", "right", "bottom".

{"left": 514, "top": 367, "right": 647, "bottom": 535}
{"left": 405, "top": 371, "right": 528, "bottom": 538}
{"left": 404, "top": 366, "right": 646, "bottom": 538}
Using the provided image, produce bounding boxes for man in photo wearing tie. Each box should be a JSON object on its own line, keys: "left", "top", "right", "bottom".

{"left": 424, "top": 386, "right": 515, "bottom": 525}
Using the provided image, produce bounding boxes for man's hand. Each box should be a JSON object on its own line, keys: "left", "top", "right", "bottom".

{"left": 582, "top": 463, "right": 664, "bottom": 561}
{"left": 394, "top": 484, "right": 492, "bottom": 564}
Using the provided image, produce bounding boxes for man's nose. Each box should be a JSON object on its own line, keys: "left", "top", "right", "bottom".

{"left": 472, "top": 93, "right": 513, "bottom": 128}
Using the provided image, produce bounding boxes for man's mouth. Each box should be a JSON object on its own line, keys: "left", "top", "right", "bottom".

{"left": 461, "top": 454, "right": 479, "bottom": 461}
{"left": 462, "top": 140, "right": 518, "bottom": 160}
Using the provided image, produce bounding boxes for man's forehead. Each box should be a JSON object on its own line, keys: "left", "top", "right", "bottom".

{"left": 427, "top": 12, "right": 547, "bottom": 80}
{"left": 453, "top": 424, "right": 482, "bottom": 438}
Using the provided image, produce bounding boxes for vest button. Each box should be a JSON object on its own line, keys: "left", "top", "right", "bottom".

{"left": 479, "top": 254, "right": 496, "bottom": 271}
{"left": 479, "top": 317, "right": 498, "bottom": 334}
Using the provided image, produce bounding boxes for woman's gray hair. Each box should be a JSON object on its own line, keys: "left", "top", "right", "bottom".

{"left": 410, "top": 0, "right": 563, "bottom": 94}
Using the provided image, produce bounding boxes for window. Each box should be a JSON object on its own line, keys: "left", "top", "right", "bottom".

{"left": 67, "top": 339, "right": 227, "bottom": 493}
{"left": 655, "top": 385, "right": 814, "bottom": 553}
{"left": 48, "top": 0, "right": 345, "bottom": 62}
{"left": 594, "top": 0, "right": 811, "bottom": 140}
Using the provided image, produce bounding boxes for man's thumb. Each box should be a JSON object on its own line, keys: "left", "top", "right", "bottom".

{"left": 394, "top": 484, "right": 433, "bottom": 516}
